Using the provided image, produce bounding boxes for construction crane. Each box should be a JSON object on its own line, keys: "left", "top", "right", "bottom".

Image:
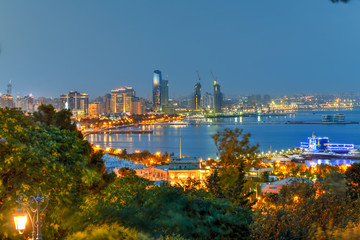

{"left": 211, "top": 72, "right": 217, "bottom": 85}
{"left": 196, "top": 70, "right": 201, "bottom": 82}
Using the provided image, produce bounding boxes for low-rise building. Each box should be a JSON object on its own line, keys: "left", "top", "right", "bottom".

{"left": 247, "top": 167, "right": 274, "bottom": 178}
{"left": 102, "top": 154, "right": 146, "bottom": 174}
{"left": 135, "top": 165, "right": 169, "bottom": 181}
{"left": 168, "top": 156, "right": 210, "bottom": 186}
{"left": 261, "top": 177, "right": 313, "bottom": 194}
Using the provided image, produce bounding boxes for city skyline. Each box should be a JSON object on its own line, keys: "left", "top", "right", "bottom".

{"left": 0, "top": 1, "right": 360, "bottom": 98}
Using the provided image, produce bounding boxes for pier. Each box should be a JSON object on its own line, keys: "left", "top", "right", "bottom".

{"left": 83, "top": 129, "right": 153, "bottom": 137}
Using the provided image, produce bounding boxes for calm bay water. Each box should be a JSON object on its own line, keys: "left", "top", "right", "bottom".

{"left": 86, "top": 110, "right": 360, "bottom": 160}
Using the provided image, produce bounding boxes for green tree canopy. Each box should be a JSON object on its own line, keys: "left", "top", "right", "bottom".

{"left": 78, "top": 175, "right": 252, "bottom": 239}
{"left": 212, "top": 128, "right": 258, "bottom": 168}
{"left": 0, "top": 107, "right": 114, "bottom": 239}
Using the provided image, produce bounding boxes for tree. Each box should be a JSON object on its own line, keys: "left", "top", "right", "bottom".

{"left": 80, "top": 178, "right": 252, "bottom": 239}
{"left": 33, "top": 104, "right": 55, "bottom": 125}
{"left": 65, "top": 223, "right": 147, "bottom": 240}
{"left": 0, "top": 108, "right": 114, "bottom": 239}
{"left": 345, "top": 163, "right": 360, "bottom": 199}
{"left": 118, "top": 167, "right": 136, "bottom": 177}
{"left": 322, "top": 171, "right": 347, "bottom": 198}
{"left": 33, "top": 104, "right": 77, "bottom": 131}
{"left": 206, "top": 168, "right": 223, "bottom": 198}
{"left": 209, "top": 128, "right": 258, "bottom": 207}
{"left": 252, "top": 181, "right": 360, "bottom": 240}
{"left": 212, "top": 128, "right": 258, "bottom": 169}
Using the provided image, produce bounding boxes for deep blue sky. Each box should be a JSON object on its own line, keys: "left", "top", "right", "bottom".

{"left": 0, "top": 0, "right": 359, "bottom": 99}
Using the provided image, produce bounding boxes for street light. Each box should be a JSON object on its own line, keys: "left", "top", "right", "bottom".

{"left": 13, "top": 208, "right": 27, "bottom": 234}
{"left": 14, "top": 190, "right": 49, "bottom": 240}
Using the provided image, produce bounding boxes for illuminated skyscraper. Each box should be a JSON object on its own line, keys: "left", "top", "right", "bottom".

{"left": 194, "top": 81, "right": 202, "bottom": 110}
{"left": 213, "top": 80, "right": 222, "bottom": 113}
{"left": 110, "top": 87, "right": 136, "bottom": 113}
{"left": 153, "top": 70, "right": 162, "bottom": 111}
{"left": 161, "top": 79, "right": 169, "bottom": 108}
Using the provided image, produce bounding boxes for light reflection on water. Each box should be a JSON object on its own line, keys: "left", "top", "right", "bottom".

{"left": 86, "top": 110, "right": 360, "bottom": 159}
{"left": 305, "top": 159, "right": 360, "bottom": 167}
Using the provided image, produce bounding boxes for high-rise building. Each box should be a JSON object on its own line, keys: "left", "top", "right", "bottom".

{"left": 161, "top": 79, "right": 169, "bottom": 108}
{"left": 153, "top": 70, "right": 162, "bottom": 111}
{"left": 89, "top": 102, "right": 103, "bottom": 117}
{"left": 60, "top": 90, "right": 89, "bottom": 116}
{"left": 102, "top": 94, "right": 111, "bottom": 114}
{"left": 15, "top": 94, "right": 35, "bottom": 113}
{"left": 248, "top": 94, "right": 262, "bottom": 106}
{"left": 263, "top": 94, "right": 271, "bottom": 105}
{"left": 110, "top": 87, "right": 136, "bottom": 113}
{"left": 131, "top": 98, "right": 146, "bottom": 115}
{"left": 203, "top": 92, "right": 214, "bottom": 110}
{"left": 0, "top": 95, "right": 14, "bottom": 108}
{"left": 213, "top": 81, "right": 222, "bottom": 113}
{"left": 194, "top": 80, "right": 202, "bottom": 110}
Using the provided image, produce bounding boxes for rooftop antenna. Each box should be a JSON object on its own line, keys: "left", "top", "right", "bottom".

{"left": 196, "top": 70, "right": 201, "bottom": 83}
{"left": 6, "top": 80, "right": 12, "bottom": 95}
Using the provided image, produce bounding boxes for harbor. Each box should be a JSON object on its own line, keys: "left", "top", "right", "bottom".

{"left": 86, "top": 110, "right": 360, "bottom": 161}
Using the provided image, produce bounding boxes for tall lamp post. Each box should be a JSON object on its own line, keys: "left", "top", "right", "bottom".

{"left": 13, "top": 191, "right": 49, "bottom": 240}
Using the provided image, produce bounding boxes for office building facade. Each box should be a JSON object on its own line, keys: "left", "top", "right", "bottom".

{"left": 153, "top": 70, "right": 162, "bottom": 111}
{"left": 213, "top": 81, "right": 222, "bottom": 113}
{"left": 194, "top": 81, "right": 202, "bottom": 110}
{"left": 161, "top": 79, "right": 169, "bottom": 108}
{"left": 60, "top": 90, "right": 89, "bottom": 116}
{"left": 110, "top": 87, "right": 136, "bottom": 113}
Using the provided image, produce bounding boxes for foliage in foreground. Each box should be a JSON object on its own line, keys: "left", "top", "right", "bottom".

{"left": 0, "top": 107, "right": 115, "bottom": 239}
{"left": 79, "top": 175, "right": 253, "bottom": 240}
{"left": 251, "top": 172, "right": 360, "bottom": 240}
{"left": 65, "top": 223, "right": 148, "bottom": 240}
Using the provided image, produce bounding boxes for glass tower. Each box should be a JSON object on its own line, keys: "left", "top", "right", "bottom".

{"left": 161, "top": 79, "right": 169, "bottom": 108}
{"left": 153, "top": 70, "right": 162, "bottom": 111}
{"left": 213, "top": 80, "right": 222, "bottom": 113}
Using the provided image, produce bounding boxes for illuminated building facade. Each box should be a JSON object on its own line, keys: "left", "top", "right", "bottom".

{"left": 60, "top": 90, "right": 89, "bottom": 116}
{"left": 88, "top": 102, "right": 103, "bottom": 116}
{"left": 135, "top": 165, "right": 169, "bottom": 181}
{"left": 15, "top": 95, "right": 35, "bottom": 113}
{"left": 153, "top": 70, "right": 162, "bottom": 111}
{"left": 194, "top": 81, "right": 202, "bottom": 110}
{"left": 203, "top": 92, "right": 214, "bottom": 110}
{"left": 131, "top": 98, "right": 146, "bottom": 115}
{"left": 110, "top": 87, "right": 136, "bottom": 113}
{"left": 0, "top": 95, "right": 15, "bottom": 108}
{"left": 168, "top": 157, "right": 210, "bottom": 187}
{"left": 161, "top": 79, "right": 169, "bottom": 108}
{"left": 213, "top": 81, "right": 222, "bottom": 113}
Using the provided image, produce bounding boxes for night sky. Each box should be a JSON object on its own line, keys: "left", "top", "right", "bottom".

{"left": 0, "top": 0, "right": 359, "bottom": 99}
